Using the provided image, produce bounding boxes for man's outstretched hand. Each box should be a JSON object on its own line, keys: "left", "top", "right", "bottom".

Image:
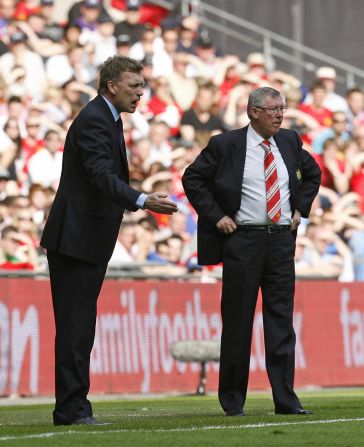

{"left": 144, "top": 192, "right": 178, "bottom": 215}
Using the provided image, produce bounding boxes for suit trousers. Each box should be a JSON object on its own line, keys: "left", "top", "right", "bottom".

{"left": 218, "top": 229, "right": 301, "bottom": 413}
{"left": 47, "top": 251, "right": 108, "bottom": 425}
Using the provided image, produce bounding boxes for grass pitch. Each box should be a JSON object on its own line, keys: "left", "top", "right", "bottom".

{"left": 1, "top": 389, "right": 364, "bottom": 446}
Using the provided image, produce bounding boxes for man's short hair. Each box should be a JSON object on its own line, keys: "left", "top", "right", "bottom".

{"left": 97, "top": 56, "right": 143, "bottom": 94}
{"left": 247, "top": 87, "right": 283, "bottom": 118}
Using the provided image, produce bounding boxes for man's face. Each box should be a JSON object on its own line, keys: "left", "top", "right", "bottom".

{"left": 0, "top": 0, "right": 15, "bottom": 19}
{"left": 1, "top": 231, "right": 20, "bottom": 257}
{"left": 45, "top": 133, "right": 61, "bottom": 153}
{"left": 348, "top": 91, "right": 364, "bottom": 114}
{"left": 126, "top": 9, "right": 140, "bottom": 24}
{"left": 196, "top": 88, "right": 214, "bottom": 112}
{"left": 332, "top": 112, "right": 347, "bottom": 134}
{"left": 251, "top": 94, "right": 284, "bottom": 138}
{"left": 110, "top": 71, "right": 144, "bottom": 113}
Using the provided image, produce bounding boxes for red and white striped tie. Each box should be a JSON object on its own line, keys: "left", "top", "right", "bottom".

{"left": 262, "top": 139, "right": 281, "bottom": 223}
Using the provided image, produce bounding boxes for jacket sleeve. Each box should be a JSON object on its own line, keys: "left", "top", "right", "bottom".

{"left": 296, "top": 139, "right": 322, "bottom": 218}
{"left": 182, "top": 136, "right": 226, "bottom": 226}
{"left": 74, "top": 112, "right": 140, "bottom": 211}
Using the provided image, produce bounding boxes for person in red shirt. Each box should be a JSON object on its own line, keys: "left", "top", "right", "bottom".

{"left": 14, "top": 0, "right": 40, "bottom": 21}
{"left": 300, "top": 80, "right": 333, "bottom": 128}
{"left": 147, "top": 76, "right": 182, "bottom": 137}
{"left": 312, "top": 137, "right": 350, "bottom": 195}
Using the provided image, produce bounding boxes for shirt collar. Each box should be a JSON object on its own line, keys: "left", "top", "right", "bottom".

{"left": 247, "top": 124, "right": 276, "bottom": 148}
{"left": 101, "top": 95, "right": 120, "bottom": 122}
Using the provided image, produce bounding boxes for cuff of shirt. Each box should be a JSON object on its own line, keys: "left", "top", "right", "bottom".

{"left": 136, "top": 193, "right": 147, "bottom": 209}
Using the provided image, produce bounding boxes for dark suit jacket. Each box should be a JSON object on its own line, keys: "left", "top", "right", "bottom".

{"left": 41, "top": 94, "right": 141, "bottom": 265}
{"left": 182, "top": 126, "right": 322, "bottom": 265}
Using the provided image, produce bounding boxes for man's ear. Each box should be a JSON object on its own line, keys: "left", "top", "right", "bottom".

{"left": 107, "top": 80, "right": 117, "bottom": 95}
{"left": 250, "top": 107, "right": 259, "bottom": 119}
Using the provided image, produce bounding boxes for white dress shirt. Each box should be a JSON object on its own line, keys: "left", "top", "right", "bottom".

{"left": 234, "top": 125, "right": 292, "bottom": 225}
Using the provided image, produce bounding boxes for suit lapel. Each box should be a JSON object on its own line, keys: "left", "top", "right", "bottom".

{"left": 231, "top": 127, "right": 248, "bottom": 190}
{"left": 115, "top": 118, "right": 128, "bottom": 166}
{"left": 95, "top": 95, "right": 128, "bottom": 168}
{"left": 273, "top": 133, "right": 295, "bottom": 182}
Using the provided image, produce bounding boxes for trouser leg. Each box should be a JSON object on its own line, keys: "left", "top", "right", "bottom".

{"left": 218, "top": 232, "right": 265, "bottom": 413}
{"left": 262, "top": 231, "right": 301, "bottom": 411}
{"left": 47, "top": 251, "right": 107, "bottom": 425}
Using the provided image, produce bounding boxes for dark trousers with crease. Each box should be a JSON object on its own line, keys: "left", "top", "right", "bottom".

{"left": 47, "top": 250, "right": 108, "bottom": 425}
{"left": 218, "top": 229, "right": 302, "bottom": 413}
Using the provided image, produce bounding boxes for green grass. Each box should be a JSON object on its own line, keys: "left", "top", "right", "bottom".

{"left": 1, "top": 389, "right": 364, "bottom": 446}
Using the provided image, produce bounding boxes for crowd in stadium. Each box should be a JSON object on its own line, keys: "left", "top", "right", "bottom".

{"left": 1, "top": 0, "right": 364, "bottom": 281}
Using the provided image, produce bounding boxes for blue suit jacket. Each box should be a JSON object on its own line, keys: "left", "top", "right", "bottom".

{"left": 41, "top": 95, "right": 140, "bottom": 264}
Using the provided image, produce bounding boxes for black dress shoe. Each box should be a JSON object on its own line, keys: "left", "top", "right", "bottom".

{"left": 275, "top": 408, "right": 313, "bottom": 415}
{"left": 225, "top": 410, "right": 245, "bottom": 416}
{"left": 71, "top": 416, "right": 111, "bottom": 425}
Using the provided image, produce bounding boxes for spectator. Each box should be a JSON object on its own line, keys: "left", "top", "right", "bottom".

{"left": 299, "top": 80, "right": 333, "bottom": 128}
{"left": 27, "top": 129, "right": 63, "bottom": 189}
{"left": 346, "top": 87, "right": 364, "bottom": 133}
{"left": 14, "top": 0, "right": 40, "bottom": 21}
{"left": 176, "top": 15, "right": 199, "bottom": 54}
{"left": 313, "top": 138, "right": 351, "bottom": 196}
{"left": 0, "top": 95, "right": 27, "bottom": 131}
{"left": 46, "top": 43, "right": 95, "bottom": 87}
{"left": 0, "top": 29, "right": 47, "bottom": 100}
{"left": 13, "top": 207, "right": 40, "bottom": 247}
{"left": 223, "top": 82, "right": 250, "bottom": 129}
{"left": 82, "top": 15, "right": 117, "bottom": 67}
{"left": 148, "top": 239, "right": 169, "bottom": 263}
{"left": 280, "top": 86, "right": 319, "bottom": 146}
{"left": 147, "top": 76, "right": 181, "bottom": 137}
{"left": 294, "top": 234, "right": 322, "bottom": 278}
{"left": 346, "top": 145, "right": 364, "bottom": 213}
{"left": 0, "top": 224, "right": 39, "bottom": 270}
{"left": 312, "top": 111, "right": 351, "bottom": 154}
{"left": 348, "top": 230, "right": 364, "bottom": 281}
{"left": 0, "top": 118, "right": 22, "bottom": 182}
{"left": 114, "top": 0, "right": 146, "bottom": 45}
{"left": 21, "top": 117, "right": 44, "bottom": 162}
{"left": 115, "top": 33, "right": 132, "bottom": 56}
{"left": 168, "top": 53, "right": 198, "bottom": 111}
{"left": 63, "top": 22, "right": 82, "bottom": 46}
{"left": 69, "top": 0, "right": 103, "bottom": 31}
{"left": 15, "top": 14, "right": 65, "bottom": 57}
{"left": 148, "top": 120, "right": 172, "bottom": 166}
{"left": 315, "top": 66, "right": 348, "bottom": 112}
{"left": 0, "top": 168, "right": 12, "bottom": 201}
{"left": 0, "top": 0, "right": 16, "bottom": 42}
{"left": 311, "top": 224, "right": 354, "bottom": 281}
{"left": 192, "top": 32, "right": 222, "bottom": 80}
{"left": 128, "top": 25, "right": 158, "bottom": 62}
{"left": 108, "top": 221, "right": 138, "bottom": 266}
{"left": 128, "top": 136, "right": 153, "bottom": 181}
{"left": 28, "top": 183, "right": 50, "bottom": 225}
{"left": 246, "top": 52, "right": 268, "bottom": 82}
{"left": 215, "top": 56, "right": 246, "bottom": 109}
{"left": 151, "top": 26, "right": 180, "bottom": 78}
{"left": 60, "top": 78, "right": 97, "bottom": 118}
{"left": 166, "top": 233, "right": 184, "bottom": 265}
{"left": 180, "top": 82, "right": 226, "bottom": 146}
{"left": 39, "top": 0, "right": 64, "bottom": 43}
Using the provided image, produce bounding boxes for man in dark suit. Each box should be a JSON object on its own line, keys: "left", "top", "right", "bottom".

{"left": 182, "top": 87, "right": 321, "bottom": 416}
{"left": 41, "top": 56, "right": 177, "bottom": 426}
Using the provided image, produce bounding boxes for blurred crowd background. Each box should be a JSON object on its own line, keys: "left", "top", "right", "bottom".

{"left": 1, "top": 0, "right": 364, "bottom": 281}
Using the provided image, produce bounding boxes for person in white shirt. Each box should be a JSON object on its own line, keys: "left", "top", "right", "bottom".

{"left": 27, "top": 129, "right": 63, "bottom": 189}
{"left": 0, "top": 30, "right": 47, "bottom": 100}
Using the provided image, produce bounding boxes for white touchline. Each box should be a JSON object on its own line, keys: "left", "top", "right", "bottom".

{"left": 0, "top": 418, "right": 364, "bottom": 442}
